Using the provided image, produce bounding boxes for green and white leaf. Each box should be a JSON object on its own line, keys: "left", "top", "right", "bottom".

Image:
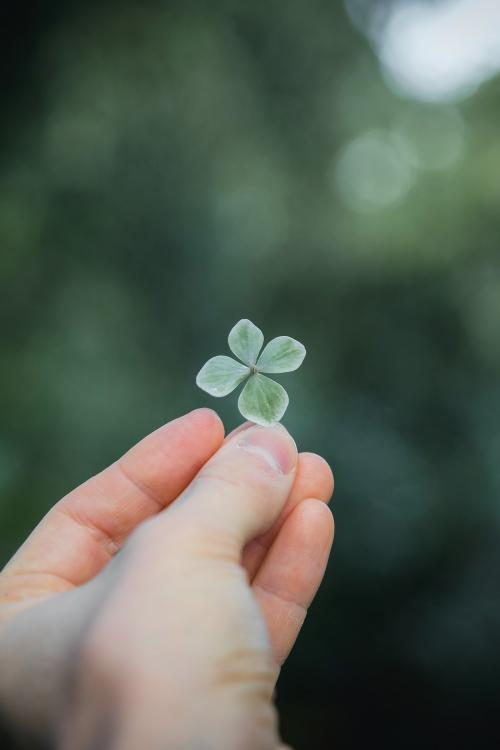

{"left": 196, "top": 356, "right": 250, "bottom": 397}
{"left": 256, "top": 336, "right": 306, "bottom": 373}
{"left": 228, "top": 319, "right": 264, "bottom": 366}
{"left": 237, "top": 373, "right": 289, "bottom": 427}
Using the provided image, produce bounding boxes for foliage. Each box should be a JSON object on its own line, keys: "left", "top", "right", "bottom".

{"left": 196, "top": 319, "right": 305, "bottom": 425}
{"left": 1, "top": 1, "right": 500, "bottom": 747}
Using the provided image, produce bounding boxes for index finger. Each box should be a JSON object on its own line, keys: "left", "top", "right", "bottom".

{"left": 3, "top": 409, "right": 224, "bottom": 590}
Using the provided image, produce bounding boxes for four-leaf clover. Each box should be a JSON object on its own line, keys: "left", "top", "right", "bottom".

{"left": 196, "top": 319, "right": 306, "bottom": 427}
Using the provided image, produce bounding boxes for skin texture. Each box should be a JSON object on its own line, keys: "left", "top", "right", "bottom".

{"left": 0, "top": 409, "right": 334, "bottom": 750}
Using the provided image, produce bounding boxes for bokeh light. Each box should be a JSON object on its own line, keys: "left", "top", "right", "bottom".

{"left": 333, "top": 130, "right": 415, "bottom": 211}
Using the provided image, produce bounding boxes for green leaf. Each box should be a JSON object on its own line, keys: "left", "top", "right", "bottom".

{"left": 256, "top": 336, "right": 306, "bottom": 373}
{"left": 196, "top": 356, "right": 250, "bottom": 397}
{"left": 228, "top": 319, "right": 264, "bottom": 366}
{"left": 237, "top": 373, "right": 289, "bottom": 426}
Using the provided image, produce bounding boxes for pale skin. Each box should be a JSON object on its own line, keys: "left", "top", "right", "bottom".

{"left": 0, "top": 409, "right": 334, "bottom": 750}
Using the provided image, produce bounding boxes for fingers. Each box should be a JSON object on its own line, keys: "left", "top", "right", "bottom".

{"left": 243, "top": 452, "right": 334, "bottom": 579}
{"left": 4, "top": 409, "right": 224, "bottom": 587}
{"left": 252, "top": 499, "right": 334, "bottom": 666}
{"left": 167, "top": 423, "right": 298, "bottom": 550}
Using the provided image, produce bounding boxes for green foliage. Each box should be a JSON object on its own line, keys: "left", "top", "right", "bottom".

{"left": 2, "top": 1, "right": 500, "bottom": 747}
{"left": 196, "top": 319, "right": 305, "bottom": 426}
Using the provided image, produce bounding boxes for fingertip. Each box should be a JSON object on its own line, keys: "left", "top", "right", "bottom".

{"left": 296, "top": 452, "right": 334, "bottom": 503}
{"left": 296, "top": 498, "right": 335, "bottom": 543}
{"left": 189, "top": 407, "right": 225, "bottom": 435}
{"left": 186, "top": 408, "right": 225, "bottom": 447}
{"left": 132, "top": 408, "right": 225, "bottom": 484}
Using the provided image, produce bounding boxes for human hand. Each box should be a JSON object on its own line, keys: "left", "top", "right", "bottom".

{"left": 0, "top": 409, "right": 334, "bottom": 750}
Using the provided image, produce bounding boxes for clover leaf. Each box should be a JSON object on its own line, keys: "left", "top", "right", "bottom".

{"left": 196, "top": 319, "right": 306, "bottom": 427}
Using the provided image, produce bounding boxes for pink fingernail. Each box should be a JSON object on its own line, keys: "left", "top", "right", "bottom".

{"left": 238, "top": 425, "right": 297, "bottom": 475}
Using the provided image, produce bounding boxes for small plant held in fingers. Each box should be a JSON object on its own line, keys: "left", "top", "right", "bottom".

{"left": 196, "top": 319, "right": 306, "bottom": 427}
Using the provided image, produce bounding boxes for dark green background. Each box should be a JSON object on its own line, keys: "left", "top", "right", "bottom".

{"left": 2, "top": 1, "right": 500, "bottom": 747}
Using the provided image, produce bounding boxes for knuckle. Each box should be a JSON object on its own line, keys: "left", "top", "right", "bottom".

{"left": 213, "top": 646, "right": 278, "bottom": 695}
{"left": 128, "top": 510, "right": 241, "bottom": 567}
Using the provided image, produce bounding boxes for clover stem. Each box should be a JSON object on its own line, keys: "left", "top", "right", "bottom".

{"left": 250, "top": 366, "right": 258, "bottom": 374}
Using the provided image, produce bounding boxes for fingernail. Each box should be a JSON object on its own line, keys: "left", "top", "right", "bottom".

{"left": 238, "top": 425, "right": 297, "bottom": 475}
{"left": 226, "top": 421, "right": 254, "bottom": 440}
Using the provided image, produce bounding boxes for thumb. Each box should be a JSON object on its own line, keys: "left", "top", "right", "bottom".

{"left": 168, "top": 423, "right": 298, "bottom": 549}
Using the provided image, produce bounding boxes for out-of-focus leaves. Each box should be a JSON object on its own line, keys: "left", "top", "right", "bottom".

{"left": 1, "top": 1, "right": 500, "bottom": 747}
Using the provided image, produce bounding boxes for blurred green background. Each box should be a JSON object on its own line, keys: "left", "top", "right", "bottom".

{"left": 2, "top": 0, "right": 500, "bottom": 747}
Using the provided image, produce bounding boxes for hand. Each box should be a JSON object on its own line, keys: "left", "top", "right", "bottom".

{"left": 0, "top": 409, "right": 334, "bottom": 750}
